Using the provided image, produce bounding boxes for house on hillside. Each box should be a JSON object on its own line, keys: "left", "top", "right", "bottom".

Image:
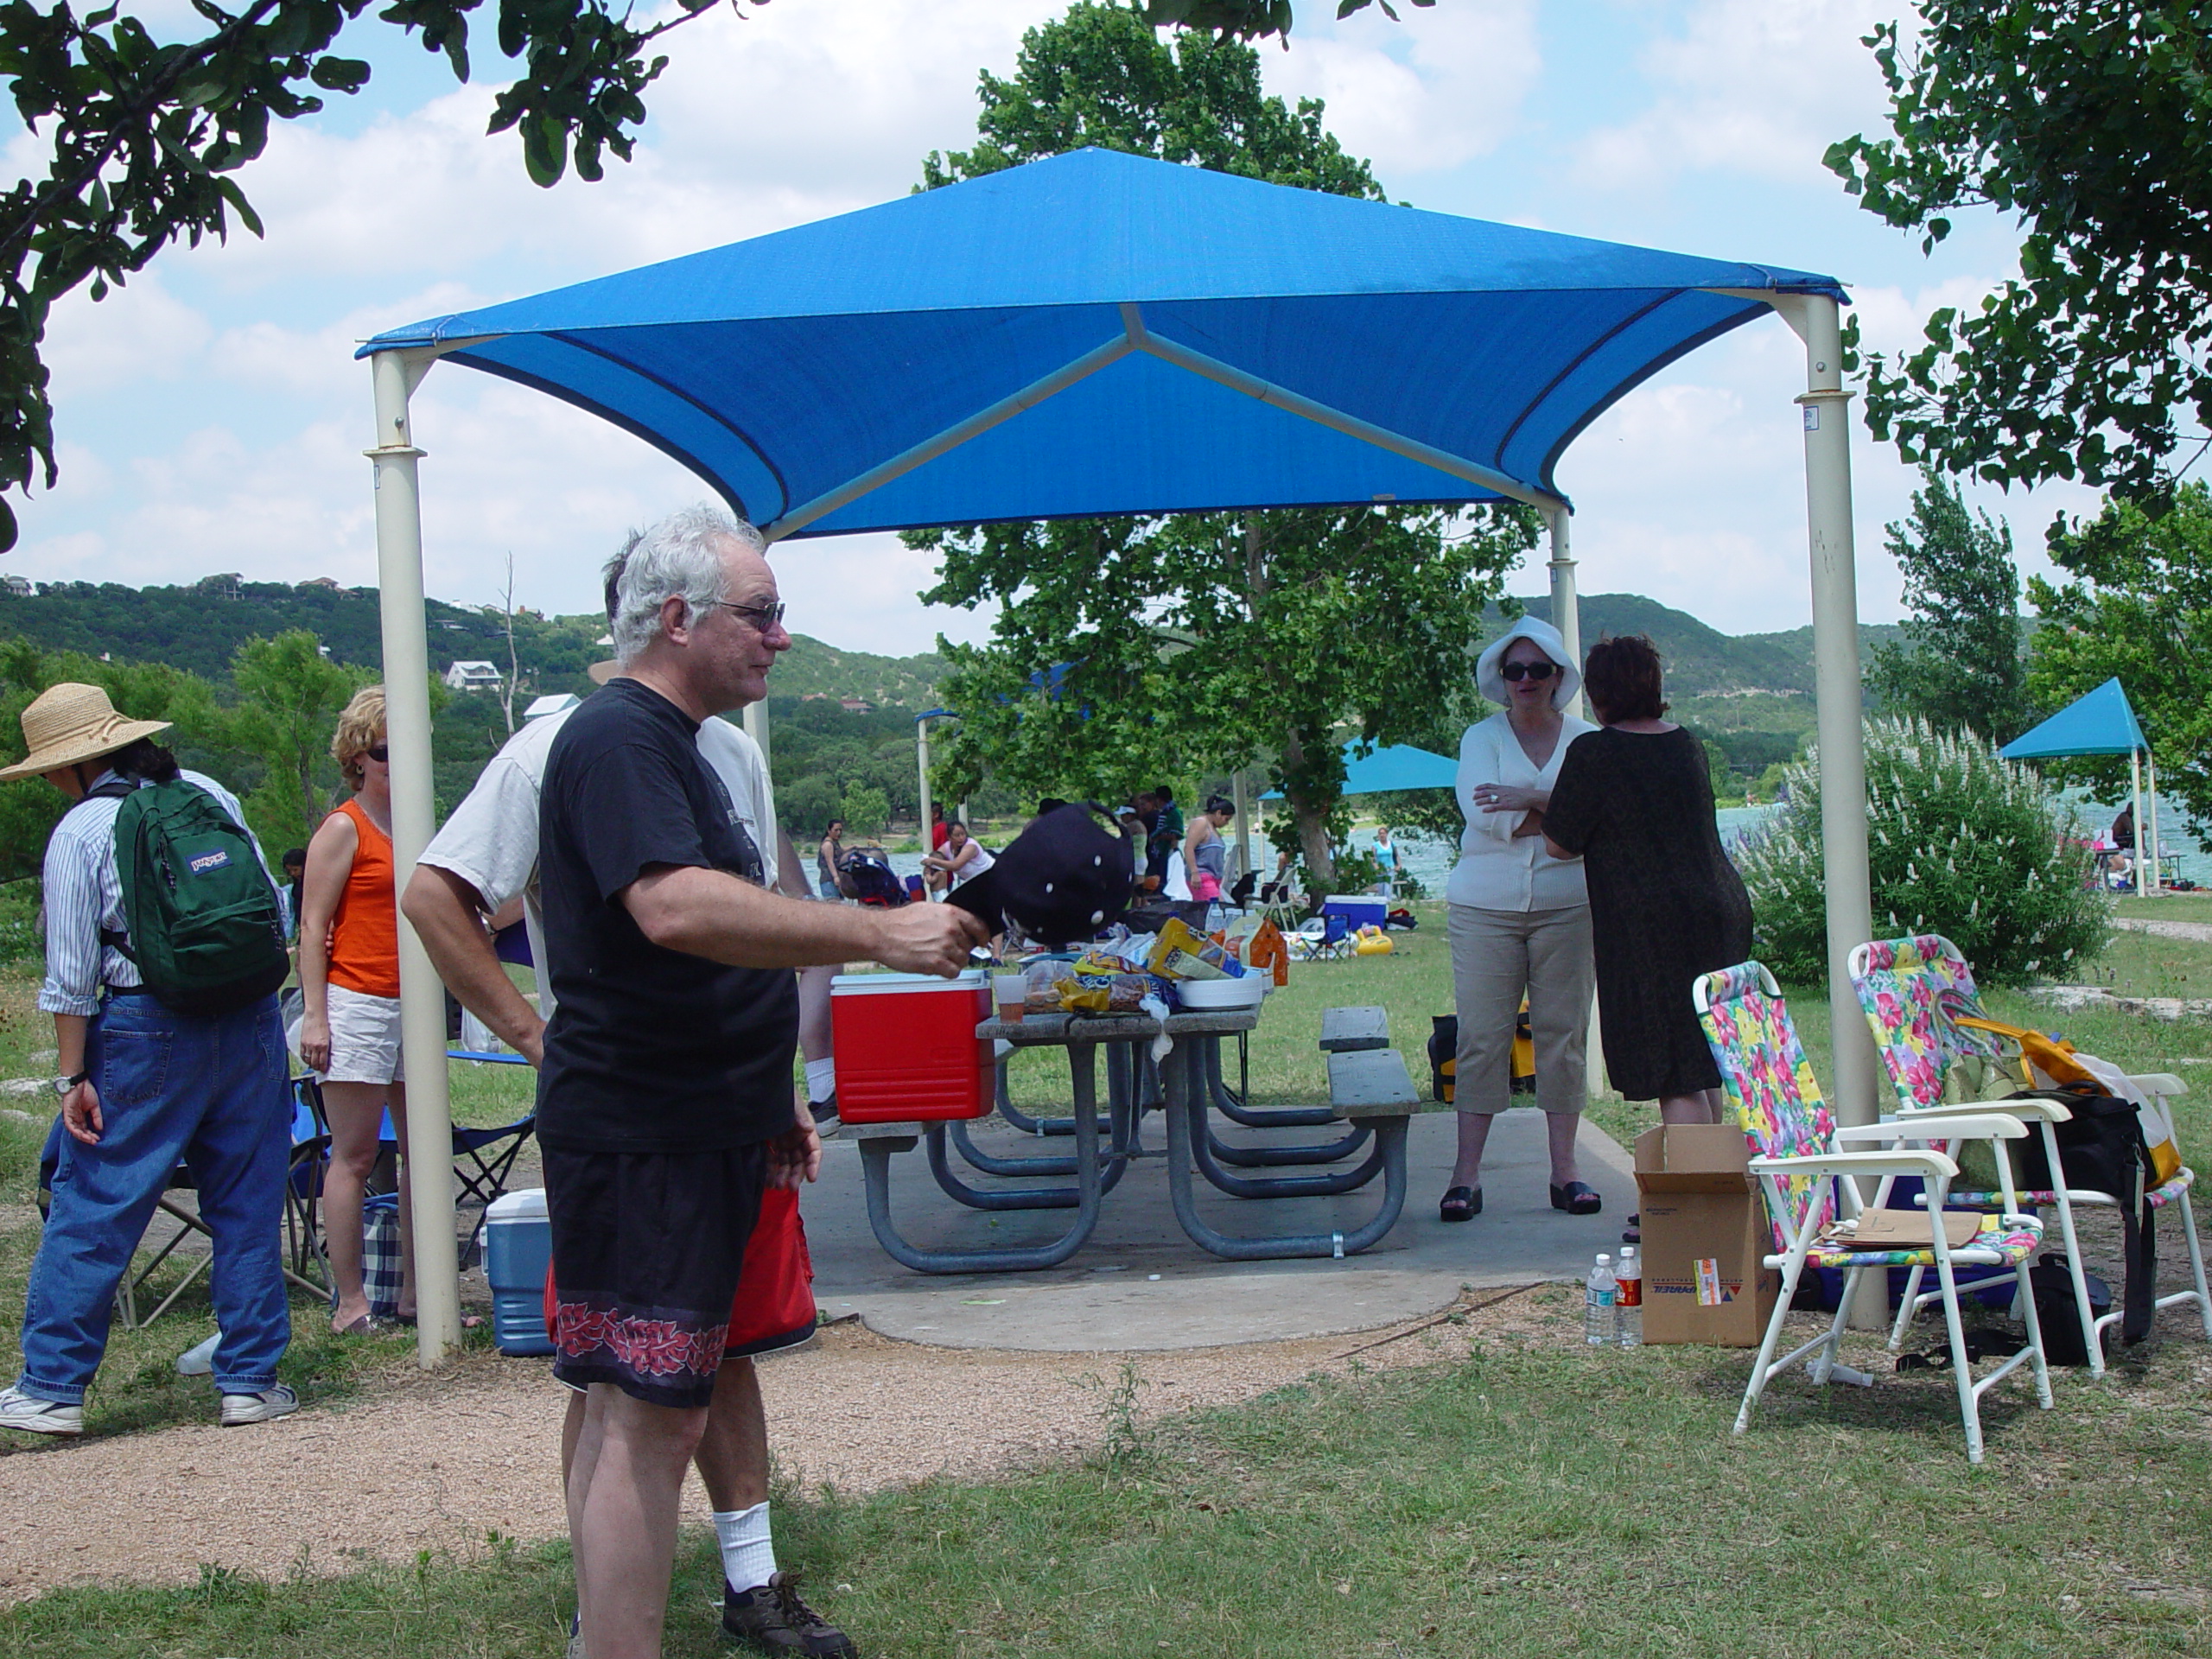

{"left": 839, "top": 696, "right": 874, "bottom": 714}
{"left": 443, "top": 660, "right": 504, "bottom": 693}
{"left": 196, "top": 573, "right": 243, "bottom": 599}
{"left": 299, "top": 576, "right": 343, "bottom": 590}
{"left": 524, "top": 693, "right": 580, "bottom": 721}
{"left": 1, "top": 575, "right": 32, "bottom": 597}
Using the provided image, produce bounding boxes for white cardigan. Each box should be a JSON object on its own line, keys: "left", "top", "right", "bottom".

{"left": 1445, "top": 710, "right": 1597, "bottom": 912}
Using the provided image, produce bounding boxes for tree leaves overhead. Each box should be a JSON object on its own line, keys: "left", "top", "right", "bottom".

{"left": 1866, "top": 468, "right": 2029, "bottom": 744}
{"left": 1827, "top": 3, "right": 2212, "bottom": 499}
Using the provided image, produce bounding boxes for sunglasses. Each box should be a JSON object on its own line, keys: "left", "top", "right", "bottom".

{"left": 711, "top": 599, "right": 787, "bottom": 632}
{"left": 1500, "top": 661, "right": 1559, "bottom": 683}
{"left": 364, "top": 744, "right": 389, "bottom": 763}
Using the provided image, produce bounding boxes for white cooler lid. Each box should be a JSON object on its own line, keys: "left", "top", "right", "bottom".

{"left": 831, "top": 969, "right": 988, "bottom": 995}
{"left": 486, "top": 1187, "right": 548, "bottom": 1223}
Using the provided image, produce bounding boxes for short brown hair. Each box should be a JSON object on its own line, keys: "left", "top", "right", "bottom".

{"left": 1582, "top": 634, "right": 1667, "bottom": 723}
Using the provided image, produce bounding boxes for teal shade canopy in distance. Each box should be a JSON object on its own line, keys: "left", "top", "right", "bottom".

{"left": 1999, "top": 677, "right": 2147, "bottom": 760}
{"left": 359, "top": 149, "right": 1847, "bottom": 541}
{"left": 1261, "top": 742, "right": 1459, "bottom": 799}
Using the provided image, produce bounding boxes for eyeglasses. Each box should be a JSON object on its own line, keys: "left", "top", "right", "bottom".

{"left": 364, "top": 744, "right": 390, "bottom": 763}
{"left": 1500, "top": 661, "right": 1558, "bottom": 683}
{"left": 710, "top": 598, "right": 787, "bottom": 632}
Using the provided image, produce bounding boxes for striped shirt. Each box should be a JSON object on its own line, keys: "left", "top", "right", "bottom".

{"left": 38, "top": 767, "right": 270, "bottom": 1017}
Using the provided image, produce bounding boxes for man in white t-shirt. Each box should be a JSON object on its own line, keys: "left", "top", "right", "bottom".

{"left": 404, "top": 688, "right": 850, "bottom": 1656}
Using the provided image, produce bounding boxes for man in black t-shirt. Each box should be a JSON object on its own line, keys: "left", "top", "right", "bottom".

{"left": 539, "top": 505, "right": 987, "bottom": 1659}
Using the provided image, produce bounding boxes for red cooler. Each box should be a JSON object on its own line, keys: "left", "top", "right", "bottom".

{"left": 830, "top": 970, "right": 994, "bottom": 1123}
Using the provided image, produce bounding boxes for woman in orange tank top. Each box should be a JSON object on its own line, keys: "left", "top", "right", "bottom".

{"left": 298, "top": 687, "right": 414, "bottom": 1334}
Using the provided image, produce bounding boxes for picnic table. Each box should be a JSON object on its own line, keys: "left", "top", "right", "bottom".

{"left": 850, "top": 1006, "right": 1413, "bottom": 1274}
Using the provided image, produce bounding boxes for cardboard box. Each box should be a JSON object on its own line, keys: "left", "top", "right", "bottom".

{"left": 1633, "top": 1124, "right": 1779, "bottom": 1346}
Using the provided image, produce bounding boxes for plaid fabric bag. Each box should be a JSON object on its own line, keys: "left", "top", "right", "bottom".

{"left": 361, "top": 1192, "right": 404, "bottom": 1319}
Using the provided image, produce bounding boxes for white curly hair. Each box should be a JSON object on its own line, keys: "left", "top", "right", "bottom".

{"left": 606, "top": 504, "right": 766, "bottom": 665}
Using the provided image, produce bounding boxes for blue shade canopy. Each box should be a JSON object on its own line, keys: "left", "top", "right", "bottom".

{"left": 1262, "top": 742, "right": 1459, "bottom": 798}
{"left": 361, "top": 149, "right": 1846, "bottom": 540}
{"left": 2000, "top": 677, "right": 2148, "bottom": 760}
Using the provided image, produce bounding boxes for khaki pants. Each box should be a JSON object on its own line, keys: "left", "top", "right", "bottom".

{"left": 1447, "top": 903, "right": 1593, "bottom": 1116}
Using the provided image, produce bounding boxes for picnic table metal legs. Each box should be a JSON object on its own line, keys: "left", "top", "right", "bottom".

{"left": 1204, "top": 1037, "right": 1335, "bottom": 1129}
{"left": 856, "top": 1040, "right": 1111, "bottom": 1273}
{"left": 1164, "top": 1040, "right": 1410, "bottom": 1260}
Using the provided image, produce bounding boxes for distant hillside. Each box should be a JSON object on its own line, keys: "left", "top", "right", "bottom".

{"left": 772, "top": 637, "right": 948, "bottom": 708}
{"left": 1499, "top": 594, "right": 1901, "bottom": 700}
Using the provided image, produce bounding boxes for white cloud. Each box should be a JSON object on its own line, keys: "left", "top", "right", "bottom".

{"left": 1261, "top": 1, "right": 1541, "bottom": 177}
{"left": 1572, "top": 0, "right": 1894, "bottom": 193}
{"left": 42, "top": 275, "right": 213, "bottom": 397}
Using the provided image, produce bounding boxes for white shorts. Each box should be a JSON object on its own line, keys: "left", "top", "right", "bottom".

{"left": 300, "top": 982, "right": 406, "bottom": 1085}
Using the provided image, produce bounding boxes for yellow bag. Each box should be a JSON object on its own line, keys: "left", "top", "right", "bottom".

{"left": 1955, "top": 1014, "right": 2183, "bottom": 1185}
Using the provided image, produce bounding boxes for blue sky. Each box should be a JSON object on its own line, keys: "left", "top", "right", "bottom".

{"left": 6, "top": 0, "right": 2101, "bottom": 653}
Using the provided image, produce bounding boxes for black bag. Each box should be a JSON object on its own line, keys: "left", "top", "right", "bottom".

{"left": 1428, "top": 1014, "right": 1456, "bottom": 1104}
{"left": 2029, "top": 1255, "right": 2112, "bottom": 1368}
{"left": 2009, "top": 1085, "right": 2157, "bottom": 1344}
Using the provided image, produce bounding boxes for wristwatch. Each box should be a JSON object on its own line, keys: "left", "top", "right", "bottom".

{"left": 50, "top": 1071, "right": 87, "bottom": 1096}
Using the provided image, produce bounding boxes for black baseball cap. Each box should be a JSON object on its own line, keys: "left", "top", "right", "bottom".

{"left": 947, "top": 802, "right": 1135, "bottom": 947}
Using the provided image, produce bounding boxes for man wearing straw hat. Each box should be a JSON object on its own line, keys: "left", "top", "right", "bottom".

{"left": 0, "top": 684, "right": 296, "bottom": 1438}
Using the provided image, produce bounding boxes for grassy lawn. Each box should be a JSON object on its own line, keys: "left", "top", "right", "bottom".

{"left": 3, "top": 1306, "right": 2209, "bottom": 1656}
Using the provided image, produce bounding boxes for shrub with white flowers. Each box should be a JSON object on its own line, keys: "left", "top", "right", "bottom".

{"left": 1737, "top": 717, "right": 2110, "bottom": 987}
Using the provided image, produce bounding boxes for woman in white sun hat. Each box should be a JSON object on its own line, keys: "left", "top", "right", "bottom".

{"left": 0, "top": 684, "right": 296, "bottom": 1438}
{"left": 1440, "top": 617, "right": 1602, "bottom": 1224}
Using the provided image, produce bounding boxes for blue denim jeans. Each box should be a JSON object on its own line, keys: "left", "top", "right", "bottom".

{"left": 17, "top": 993, "right": 291, "bottom": 1403}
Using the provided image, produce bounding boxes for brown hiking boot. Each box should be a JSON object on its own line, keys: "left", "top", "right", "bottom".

{"left": 722, "top": 1573, "right": 857, "bottom": 1656}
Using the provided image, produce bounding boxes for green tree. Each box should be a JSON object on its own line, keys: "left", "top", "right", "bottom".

{"left": 0, "top": 637, "right": 222, "bottom": 881}
{"left": 912, "top": 3, "right": 1534, "bottom": 887}
{"left": 841, "top": 783, "right": 889, "bottom": 840}
{"left": 0, "top": 0, "right": 1379, "bottom": 550}
{"left": 1827, "top": 3, "right": 2212, "bottom": 497}
{"left": 2024, "top": 484, "right": 2212, "bottom": 835}
{"left": 1866, "top": 468, "right": 2027, "bottom": 741}
{"left": 223, "top": 630, "right": 372, "bottom": 856}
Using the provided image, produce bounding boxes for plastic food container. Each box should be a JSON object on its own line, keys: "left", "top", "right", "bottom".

{"left": 830, "top": 969, "right": 994, "bottom": 1123}
{"left": 1175, "top": 975, "right": 1268, "bottom": 1011}
{"left": 485, "top": 1188, "right": 555, "bottom": 1357}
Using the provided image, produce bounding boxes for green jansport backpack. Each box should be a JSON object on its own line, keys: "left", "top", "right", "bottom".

{"left": 89, "top": 778, "right": 290, "bottom": 1016}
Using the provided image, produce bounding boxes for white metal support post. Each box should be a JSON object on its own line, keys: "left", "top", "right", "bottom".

{"left": 1773, "top": 294, "right": 1880, "bottom": 1318}
{"left": 2131, "top": 748, "right": 2146, "bottom": 897}
{"left": 1545, "top": 507, "right": 1585, "bottom": 721}
{"left": 915, "top": 715, "right": 934, "bottom": 879}
{"left": 367, "top": 346, "right": 463, "bottom": 1366}
{"left": 2146, "top": 749, "right": 2163, "bottom": 893}
{"left": 742, "top": 702, "right": 771, "bottom": 775}
{"left": 1231, "top": 770, "right": 1252, "bottom": 883}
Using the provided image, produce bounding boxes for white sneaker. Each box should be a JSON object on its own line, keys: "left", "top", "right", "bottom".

{"left": 219, "top": 1383, "right": 299, "bottom": 1427}
{"left": 0, "top": 1384, "right": 83, "bottom": 1436}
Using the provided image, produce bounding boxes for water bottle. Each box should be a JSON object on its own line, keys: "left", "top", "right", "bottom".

{"left": 1584, "top": 1252, "right": 1617, "bottom": 1347}
{"left": 1615, "top": 1246, "right": 1643, "bottom": 1348}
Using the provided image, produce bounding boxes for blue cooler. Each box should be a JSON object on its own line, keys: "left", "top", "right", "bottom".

{"left": 1320, "top": 894, "right": 1388, "bottom": 931}
{"left": 485, "top": 1188, "right": 555, "bottom": 1357}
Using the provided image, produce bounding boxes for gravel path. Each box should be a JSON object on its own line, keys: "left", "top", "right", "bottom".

{"left": 0, "top": 1288, "right": 1557, "bottom": 1603}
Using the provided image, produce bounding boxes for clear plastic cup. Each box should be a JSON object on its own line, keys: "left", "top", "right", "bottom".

{"left": 992, "top": 972, "right": 1027, "bottom": 1024}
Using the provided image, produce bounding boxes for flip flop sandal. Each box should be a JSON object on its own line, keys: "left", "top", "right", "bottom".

{"left": 1439, "top": 1185, "right": 1482, "bottom": 1223}
{"left": 1551, "top": 1181, "right": 1603, "bottom": 1216}
{"left": 332, "top": 1314, "right": 381, "bottom": 1337}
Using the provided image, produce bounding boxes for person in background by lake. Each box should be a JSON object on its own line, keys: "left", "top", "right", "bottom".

{"left": 1183, "top": 794, "right": 1236, "bottom": 923}
{"left": 281, "top": 847, "right": 307, "bottom": 942}
{"left": 1146, "top": 785, "right": 1184, "bottom": 892}
{"left": 1542, "top": 633, "right": 1753, "bottom": 1127}
{"left": 817, "top": 819, "right": 851, "bottom": 901}
{"left": 296, "top": 686, "right": 415, "bottom": 1334}
{"left": 924, "top": 821, "right": 995, "bottom": 892}
{"left": 1445, "top": 617, "right": 1601, "bottom": 1223}
{"left": 1370, "top": 823, "right": 1399, "bottom": 897}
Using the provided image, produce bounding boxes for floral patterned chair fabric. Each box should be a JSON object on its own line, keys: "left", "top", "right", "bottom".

{"left": 1695, "top": 962, "right": 1837, "bottom": 1251}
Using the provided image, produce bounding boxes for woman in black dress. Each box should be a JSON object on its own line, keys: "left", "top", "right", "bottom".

{"left": 1541, "top": 635, "right": 1752, "bottom": 1122}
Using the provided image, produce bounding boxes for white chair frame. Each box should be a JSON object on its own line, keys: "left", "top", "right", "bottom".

{"left": 1847, "top": 938, "right": 2212, "bottom": 1380}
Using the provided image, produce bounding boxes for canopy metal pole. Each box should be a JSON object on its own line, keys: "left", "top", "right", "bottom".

{"left": 367, "top": 347, "right": 462, "bottom": 1367}
{"left": 1546, "top": 507, "right": 1585, "bottom": 721}
{"left": 2131, "top": 749, "right": 2145, "bottom": 897}
{"left": 741, "top": 702, "right": 771, "bottom": 774}
{"left": 916, "top": 715, "right": 933, "bottom": 879}
{"left": 2147, "top": 748, "right": 2163, "bottom": 894}
{"left": 1232, "top": 771, "right": 1252, "bottom": 883}
{"left": 1772, "top": 295, "right": 1879, "bottom": 1320}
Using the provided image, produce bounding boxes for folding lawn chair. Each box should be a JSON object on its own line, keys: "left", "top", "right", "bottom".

{"left": 1849, "top": 933, "right": 2212, "bottom": 1377}
{"left": 448, "top": 1049, "right": 536, "bottom": 1267}
{"left": 1694, "top": 961, "right": 2052, "bottom": 1463}
{"left": 283, "top": 1077, "right": 333, "bottom": 1299}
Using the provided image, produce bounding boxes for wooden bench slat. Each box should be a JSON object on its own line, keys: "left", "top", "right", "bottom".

{"left": 1318, "top": 1005, "right": 1390, "bottom": 1052}
{"left": 1327, "top": 1048, "right": 1419, "bottom": 1116}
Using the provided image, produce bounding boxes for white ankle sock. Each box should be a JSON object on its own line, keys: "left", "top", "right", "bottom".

{"left": 714, "top": 1501, "right": 776, "bottom": 1592}
{"left": 804, "top": 1059, "right": 836, "bottom": 1105}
